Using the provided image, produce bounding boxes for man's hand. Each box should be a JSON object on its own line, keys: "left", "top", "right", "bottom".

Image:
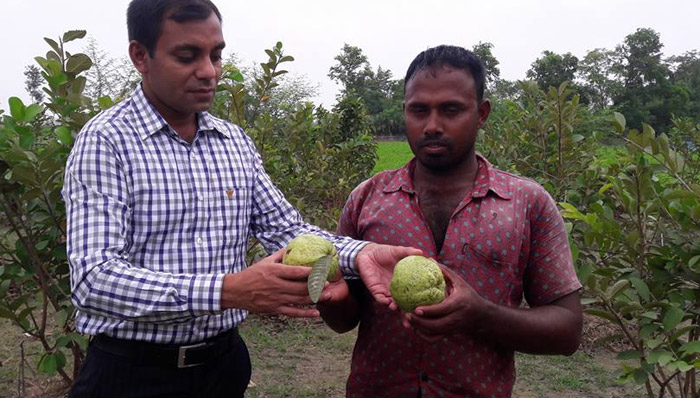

{"left": 316, "top": 277, "right": 350, "bottom": 306}
{"left": 356, "top": 243, "right": 422, "bottom": 307}
{"left": 221, "top": 248, "right": 319, "bottom": 317}
{"left": 402, "top": 264, "right": 490, "bottom": 342}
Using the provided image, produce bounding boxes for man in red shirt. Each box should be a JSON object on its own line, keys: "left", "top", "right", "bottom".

{"left": 319, "top": 45, "right": 583, "bottom": 398}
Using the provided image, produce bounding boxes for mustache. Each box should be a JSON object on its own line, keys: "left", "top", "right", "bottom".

{"left": 420, "top": 137, "right": 450, "bottom": 147}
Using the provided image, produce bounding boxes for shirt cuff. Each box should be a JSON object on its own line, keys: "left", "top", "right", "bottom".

{"left": 188, "top": 274, "right": 225, "bottom": 315}
{"left": 337, "top": 238, "right": 370, "bottom": 278}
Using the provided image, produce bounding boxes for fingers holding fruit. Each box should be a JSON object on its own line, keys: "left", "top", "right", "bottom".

{"left": 404, "top": 264, "right": 489, "bottom": 339}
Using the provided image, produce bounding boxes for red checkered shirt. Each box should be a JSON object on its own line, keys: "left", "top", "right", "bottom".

{"left": 338, "top": 155, "right": 581, "bottom": 398}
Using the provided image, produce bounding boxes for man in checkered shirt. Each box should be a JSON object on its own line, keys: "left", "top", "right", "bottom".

{"left": 62, "top": 1, "right": 418, "bottom": 396}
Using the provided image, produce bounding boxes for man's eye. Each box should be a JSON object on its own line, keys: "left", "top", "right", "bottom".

{"left": 211, "top": 53, "right": 222, "bottom": 63}
{"left": 177, "top": 55, "right": 195, "bottom": 63}
{"left": 442, "top": 106, "right": 460, "bottom": 115}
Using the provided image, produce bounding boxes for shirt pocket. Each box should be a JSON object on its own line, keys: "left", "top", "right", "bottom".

{"left": 209, "top": 166, "right": 253, "bottom": 248}
{"left": 460, "top": 241, "right": 522, "bottom": 306}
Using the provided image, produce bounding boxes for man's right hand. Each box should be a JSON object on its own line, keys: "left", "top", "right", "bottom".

{"left": 220, "top": 248, "right": 319, "bottom": 317}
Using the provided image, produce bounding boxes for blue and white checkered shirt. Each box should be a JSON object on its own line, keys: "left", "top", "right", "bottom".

{"left": 62, "top": 86, "right": 366, "bottom": 344}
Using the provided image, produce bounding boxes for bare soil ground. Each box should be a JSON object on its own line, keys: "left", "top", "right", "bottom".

{"left": 1, "top": 314, "right": 645, "bottom": 398}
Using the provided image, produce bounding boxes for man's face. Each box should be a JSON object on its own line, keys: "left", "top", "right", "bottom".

{"left": 132, "top": 12, "right": 225, "bottom": 122}
{"left": 403, "top": 66, "right": 490, "bottom": 172}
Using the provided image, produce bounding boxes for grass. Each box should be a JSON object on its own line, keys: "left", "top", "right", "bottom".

{"left": 373, "top": 141, "right": 412, "bottom": 174}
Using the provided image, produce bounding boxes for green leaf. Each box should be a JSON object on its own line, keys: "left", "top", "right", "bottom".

{"left": 279, "top": 55, "right": 295, "bottom": 63}
{"left": 16, "top": 306, "right": 35, "bottom": 323}
{"left": 633, "top": 368, "right": 648, "bottom": 384}
{"left": 55, "top": 126, "right": 73, "bottom": 146}
{"left": 11, "top": 164, "right": 37, "bottom": 185}
{"left": 647, "top": 349, "right": 674, "bottom": 366}
{"left": 231, "top": 71, "right": 244, "bottom": 82}
{"left": 24, "top": 104, "right": 42, "bottom": 121}
{"left": 8, "top": 97, "right": 25, "bottom": 120}
{"left": 628, "top": 277, "right": 650, "bottom": 302}
{"left": 55, "top": 309, "right": 68, "bottom": 328}
{"left": 19, "top": 129, "right": 36, "bottom": 149}
{"left": 70, "top": 333, "right": 89, "bottom": 350}
{"left": 606, "top": 279, "right": 630, "bottom": 300}
{"left": 97, "top": 96, "right": 114, "bottom": 110}
{"left": 44, "top": 38, "right": 61, "bottom": 55}
{"left": 689, "top": 255, "right": 700, "bottom": 270}
{"left": 584, "top": 308, "right": 617, "bottom": 323}
{"left": 307, "top": 255, "right": 332, "bottom": 303}
{"left": 0, "top": 280, "right": 11, "bottom": 297}
{"left": 55, "top": 335, "right": 71, "bottom": 348}
{"left": 0, "top": 305, "right": 13, "bottom": 319}
{"left": 680, "top": 341, "right": 700, "bottom": 355}
{"left": 571, "top": 134, "right": 584, "bottom": 143}
{"left": 62, "top": 30, "right": 87, "bottom": 43}
{"left": 612, "top": 112, "right": 626, "bottom": 133}
{"left": 66, "top": 53, "right": 92, "bottom": 74}
{"left": 598, "top": 183, "right": 613, "bottom": 196}
{"left": 663, "top": 307, "right": 684, "bottom": 331}
{"left": 38, "top": 353, "right": 58, "bottom": 374}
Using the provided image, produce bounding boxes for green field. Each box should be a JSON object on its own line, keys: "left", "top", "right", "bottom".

{"left": 372, "top": 141, "right": 413, "bottom": 174}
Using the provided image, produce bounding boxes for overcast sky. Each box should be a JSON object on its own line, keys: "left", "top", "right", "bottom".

{"left": 1, "top": 0, "right": 698, "bottom": 112}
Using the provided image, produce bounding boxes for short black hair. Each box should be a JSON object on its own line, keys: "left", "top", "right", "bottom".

{"left": 127, "top": 0, "right": 222, "bottom": 56}
{"left": 404, "top": 45, "right": 486, "bottom": 102}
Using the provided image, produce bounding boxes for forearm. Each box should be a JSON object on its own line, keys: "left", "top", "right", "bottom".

{"left": 474, "top": 292, "right": 582, "bottom": 355}
{"left": 71, "top": 257, "right": 223, "bottom": 323}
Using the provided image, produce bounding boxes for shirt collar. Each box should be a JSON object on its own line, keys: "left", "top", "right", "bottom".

{"left": 382, "top": 153, "right": 512, "bottom": 200}
{"left": 129, "top": 85, "right": 231, "bottom": 141}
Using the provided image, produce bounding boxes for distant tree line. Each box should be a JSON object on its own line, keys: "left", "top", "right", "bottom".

{"left": 327, "top": 28, "right": 700, "bottom": 136}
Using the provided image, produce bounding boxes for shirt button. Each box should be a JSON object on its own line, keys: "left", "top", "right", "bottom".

{"left": 196, "top": 237, "right": 204, "bottom": 245}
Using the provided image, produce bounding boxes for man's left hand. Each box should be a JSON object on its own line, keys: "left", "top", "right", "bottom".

{"left": 401, "top": 264, "right": 490, "bottom": 342}
{"left": 355, "top": 243, "right": 422, "bottom": 307}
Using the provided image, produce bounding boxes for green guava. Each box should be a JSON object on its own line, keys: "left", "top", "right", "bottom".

{"left": 282, "top": 234, "right": 340, "bottom": 281}
{"left": 390, "top": 255, "right": 445, "bottom": 312}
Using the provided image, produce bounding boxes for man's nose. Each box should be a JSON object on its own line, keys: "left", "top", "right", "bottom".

{"left": 424, "top": 110, "right": 442, "bottom": 134}
{"left": 195, "top": 58, "right": 217, "bottom": 80}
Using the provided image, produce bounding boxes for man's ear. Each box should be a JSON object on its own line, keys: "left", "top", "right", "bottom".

{"left": 129, "top": 40, "right": 149, "bottom": 74}
{"left": 477, "top": 99, "right": 491, "bottom": 128}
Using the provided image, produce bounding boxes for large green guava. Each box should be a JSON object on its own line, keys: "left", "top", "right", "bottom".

{"left": 390, "top": 255, "right": 445, "bottom": 312}
{"left": 282, "top": 234, "right": 340, "bottom": 281}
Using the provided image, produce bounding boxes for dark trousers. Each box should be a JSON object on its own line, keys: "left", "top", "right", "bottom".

{"left": 69, "top": 330, "right": 251, "bottom": 398}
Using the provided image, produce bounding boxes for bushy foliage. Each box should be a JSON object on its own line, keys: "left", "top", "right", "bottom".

{"left": 560, "top": 115, "right": 700, "bottom": 397}
{"left": 481, "top": 81, "right": 699, "bottom": 397}
{"left": 0, "top": 30, "right": 96, "bottom": 385}
{"left": 212, "top": 42, "right": 376, "bottom": 230}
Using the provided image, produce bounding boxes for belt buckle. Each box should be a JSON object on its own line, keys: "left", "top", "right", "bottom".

{"left": 177, "top": 342, "right": 207, "bottom": 368}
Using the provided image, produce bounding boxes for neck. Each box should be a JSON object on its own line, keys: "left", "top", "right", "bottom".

{"left": 141, "top": 85, "right": 198, "bottom": 143}
{"left": 414, "top": 153, "right": 479, "bottom": 190}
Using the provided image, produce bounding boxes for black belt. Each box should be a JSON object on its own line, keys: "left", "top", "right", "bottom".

{"left": 92, "top": 328, "right": 240, "bottom": 368}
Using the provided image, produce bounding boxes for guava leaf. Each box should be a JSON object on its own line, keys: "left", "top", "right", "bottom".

{"left": 308, "top": 255, "right": 332, "bottom": 303}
